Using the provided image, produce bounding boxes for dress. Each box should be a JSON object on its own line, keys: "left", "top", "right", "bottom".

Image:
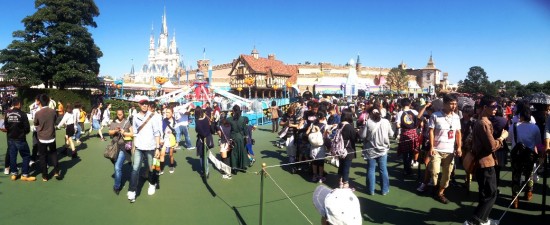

{"left": 229, "top": 116, "right": 249, "bottom": 171}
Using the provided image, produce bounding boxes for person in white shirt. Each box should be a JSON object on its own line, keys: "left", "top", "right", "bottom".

{"left": 428, "top": 94, "right": 462, "bottom": 204}
{"left": 101, "top": 103, "right": 112, "bottom": 130}
{"left": 174, "top": 102, "right": 194, "bottom": 150}
{"left": 57, "top": 103, "right": 78, "bottom": 159}
{"left": 72, "top": 102, "right": 82, "bottom": 145}
{"left": 127, "top": 98, "right": 161, "bottom": 203}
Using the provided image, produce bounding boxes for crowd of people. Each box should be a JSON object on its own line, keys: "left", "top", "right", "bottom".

{"left": 2, "top": 91, "right": 550, "bottom": 224}
{"left": 272, "top": 94, "right": 549, "bottom": 225}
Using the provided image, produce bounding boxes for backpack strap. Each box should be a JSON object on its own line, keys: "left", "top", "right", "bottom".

{"left": 137, "top": 113, "right": 155, "bottom": 134}
{"left": 513, "top": 123, "right": 518, "bottom": 144}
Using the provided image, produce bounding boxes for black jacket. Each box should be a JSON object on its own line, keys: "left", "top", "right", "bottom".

{"left": 6, "top": 108, "right": 30, "bottom": 140}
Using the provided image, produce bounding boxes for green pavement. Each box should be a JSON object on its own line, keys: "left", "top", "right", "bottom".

{"left": 0, "top": 124, "right": 548, "bottom": 225}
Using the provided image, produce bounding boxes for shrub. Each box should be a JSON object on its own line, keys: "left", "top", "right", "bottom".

{"left": 17, "top": 88, "right": 94, "bottom": 113}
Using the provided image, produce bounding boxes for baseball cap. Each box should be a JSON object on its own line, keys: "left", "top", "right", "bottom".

{"left": 313, "top": 185, "right": 362, "bottom": 225}
{"left": 134, "top": 96, "right": 149, "bottom": 104}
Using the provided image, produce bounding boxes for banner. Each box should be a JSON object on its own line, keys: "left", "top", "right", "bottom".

{"left": 208, "top": 151, "right": 231, "bottom": 175}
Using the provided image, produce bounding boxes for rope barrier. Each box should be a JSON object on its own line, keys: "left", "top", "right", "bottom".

{"left": 497, "top": 161, "right": 544, "bottom": 223}
{"left": 265, "top": 170, "right": 314, "bottom": 225}
{"left": 264, "top": 147, "right": 370, "bottom": 169}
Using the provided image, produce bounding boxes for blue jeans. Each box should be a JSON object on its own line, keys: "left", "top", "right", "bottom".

{"left": 73, "top": 123, "right": 82, "bottom": 140}
{"left": 367, "top": 154, "right": 389, "bottom": 195}
{"left": 338, "top": 153, "right": 354, "bottom": 183}
{"left": 114, "top": 150, "right": 126, "bottom": 190}
{"left": 129, "top": 149, "right": 154, "bottom": 192}
{"left": 8, "top": 139, "right": 31, "bottom": 175}
{"left": 179, "top": 125, "right": 193, "bottom": 148}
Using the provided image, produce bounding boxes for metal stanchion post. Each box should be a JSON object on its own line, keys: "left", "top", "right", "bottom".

{"left": 259, "top": 163, "right": 266, "bottom": 225}
{"left": 543, "top": 153, "right": 548, "bottom": 217}
{"left": 204, "top": 138, "right": 209, "bottom": 179}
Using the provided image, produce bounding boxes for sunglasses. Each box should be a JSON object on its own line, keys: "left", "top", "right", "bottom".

{"left": 485, "top": 104, "right": 498, "bottom": 109}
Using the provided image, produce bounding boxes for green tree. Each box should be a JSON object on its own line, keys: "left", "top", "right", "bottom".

{"left": 457, "top": 66, "right": 491, "bottom": 95}
{"left": 522, "top": 81, "right": 543, "bottom": 96}
{"left": 503, "top": 80, "right": 522, "bottom": 98}
{"left": 386, "top": 67, "right": 409, "bottom": 95}
{"left": 0, "top": 0, "right": 102, "bottom": 89}
{"left": 542, "top": 80, "right": 550, "bottom": 95}
{"left": 488, "top": 79, "right": 505, "bottom": 96}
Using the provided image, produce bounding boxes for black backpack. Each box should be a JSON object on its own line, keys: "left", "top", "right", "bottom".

{"left": 511, "top": 123, "right": 536, "bottom": 163}
{"left": 400, "top": 111, "right": 418, "bottom": 129}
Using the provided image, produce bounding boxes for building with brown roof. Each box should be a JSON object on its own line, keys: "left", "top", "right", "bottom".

{"left": 227, "top": 47, "right": 298, "bottom": 98}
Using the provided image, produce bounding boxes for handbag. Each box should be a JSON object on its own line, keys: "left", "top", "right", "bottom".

{"left": 308, "top": 125, "right": 324, "bottom": 147}
{"left": 462, "top": 151, "right": 477, "bottom": 174}
{"left": 462, "top": 123, "right": 477, "bottom": 174}
{"left": 104, "top": 134, "right": 121, "bottom": 162}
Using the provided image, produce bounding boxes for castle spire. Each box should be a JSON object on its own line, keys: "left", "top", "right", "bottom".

{"left": 251, "top": 45, "right": 259, "bottom": 59}
{"left": 425, "top": 53, "right": 435, "bottom": 69}
{"left": 161, "top": 6, "right": 168, "bottom": 35}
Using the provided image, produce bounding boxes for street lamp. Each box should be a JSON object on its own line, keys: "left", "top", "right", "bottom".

{"left": 273, "top": 83, "right": 279, "bottom": 99}
{"left": 237, "top": 87, "right": 243, "bottom": 97}
{"left": 286, "top": 81, "right": 292, "bottom": 99}
{"left": 244, "top": 76, "right": 254, "bottom": 99}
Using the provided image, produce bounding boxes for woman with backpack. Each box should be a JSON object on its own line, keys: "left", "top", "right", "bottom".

{"left": 396, "top": 98, "right": 420, "bottom": 177}
{"left": 507, "top": 102, "right": 541, "bottom": 208}
{"left": 335, "top": 108, "right": 357, "bottom": 189}
{"left": 360, "top": 102, "right": 393, "bottom": 195}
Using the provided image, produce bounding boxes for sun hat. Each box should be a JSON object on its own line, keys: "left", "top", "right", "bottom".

{"left": 313, "top": 185, "right": 362, "bottom": 225}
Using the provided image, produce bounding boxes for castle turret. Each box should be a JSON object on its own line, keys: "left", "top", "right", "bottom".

{"left": 425, "top": 53, "right": 436, "bottom": 69}
{"left": 356, "top": 54, "right": 361, "bottom": 74}
{"left": 148, "top": 25, "right": 155, "bottom": 61}
{"left": 158, "top": 7, "right": 169, "bottom": 54}
{"left": 251, "top": 46, "right": 259, "bottom": 59}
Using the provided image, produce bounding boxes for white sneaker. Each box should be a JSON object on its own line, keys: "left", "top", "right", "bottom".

{"left": 188, "top": 147, "right": 196, "bottom": 150}
{"left": 160, "top": 171, "right": 164, "bottom": 175}
{"left": 417, "top": 183, "right": 427, "bottom": 192}
{"left": 127, "top": 191, "right": 136, "bottom": 203}
{"left": 29, "top": 161, "right": 35, "bottom": 167}
{"left": 147, "top": 183, "right": 156, "bottom": 195}
{"left": 169, "top": 167, "right": 174, "bottom": 174}
{"left": 222, "top": 174, "right": 232, "bottom": 179}
{"left": 4, "top": 168, "right": 9, "bottom": 175}
{"left": 412, "top": 161, "right": 419, "bottom": 168}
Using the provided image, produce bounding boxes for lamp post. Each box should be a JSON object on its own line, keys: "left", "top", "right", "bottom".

{"left": 286, "top": 81, "right": 292, "bottom": 99}
{"left": 282, "top": 84, "right": 286, "bottom": 99}
{"left": 186, "top": 65, "right": 190, "bottom": 86}
{"left": 273, "top": 83, "right": 279, "bottom": 99}
{"left": 237, "top": 87, "right": 243, "bottom": 97}
{"left": 155, "top": 76, "right": 168, "bottom": 97}
{"left": 244, "top": 76, "right": 254, "bottom": 99}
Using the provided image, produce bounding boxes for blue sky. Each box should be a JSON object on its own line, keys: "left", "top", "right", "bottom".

{"left": 1, "top": 0, "right": 549, "bottom": 84}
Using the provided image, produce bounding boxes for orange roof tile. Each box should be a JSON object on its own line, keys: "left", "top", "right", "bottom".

{"left": 241, "top": 55, "right": 296, "bottom": 76}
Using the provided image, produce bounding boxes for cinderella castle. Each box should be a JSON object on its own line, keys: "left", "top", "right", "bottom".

{"left": 125, "top": 9, "right": 182, "bottom": 85}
